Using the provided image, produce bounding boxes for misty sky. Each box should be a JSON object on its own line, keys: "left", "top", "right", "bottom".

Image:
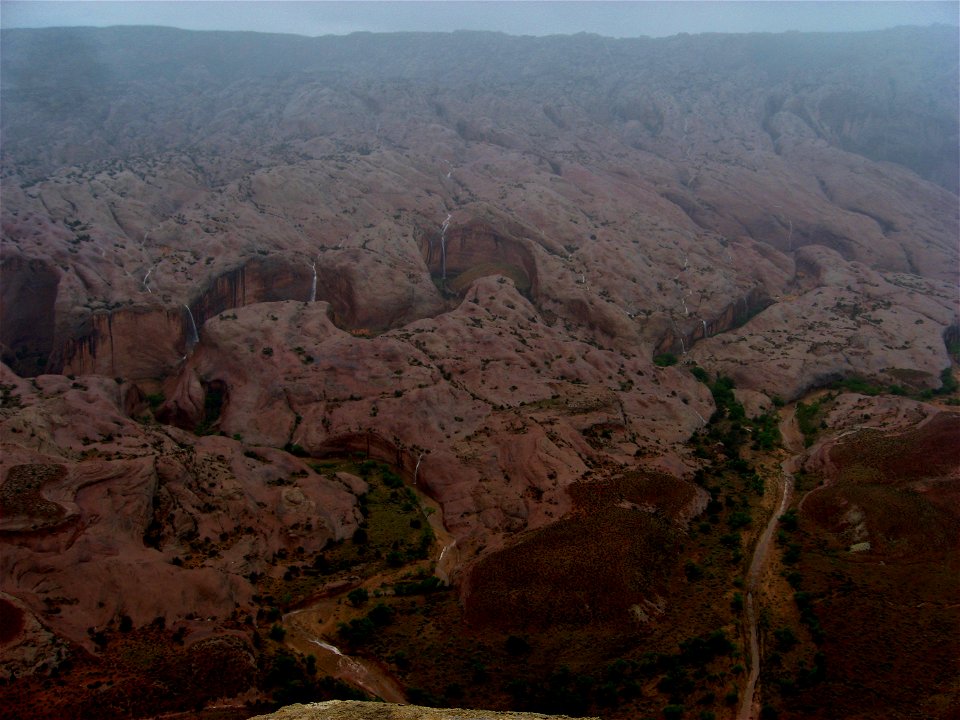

{"left": 2, "top": 1, "right": 957, "bottom": 38}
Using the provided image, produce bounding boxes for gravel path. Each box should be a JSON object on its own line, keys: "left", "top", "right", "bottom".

{"left": 737, "top": 408, "right": 801, "bottom": 720}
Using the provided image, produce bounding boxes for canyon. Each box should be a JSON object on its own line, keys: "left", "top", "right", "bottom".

{"left": 0, "top": 24, "right": 957, "bottom": 720}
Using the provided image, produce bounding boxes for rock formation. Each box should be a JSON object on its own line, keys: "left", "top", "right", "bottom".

{"left": 251, "top": 700, "right": 598, "bottom": 720}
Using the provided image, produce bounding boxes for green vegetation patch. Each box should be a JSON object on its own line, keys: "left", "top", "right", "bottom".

{"left": 654, "top": 352, "right": 678, "bottom": 367}
{"left": 257, "top": 460, "right": 435, "bottom": 608}
{"left": 795, "top": 398, "right": 826, "bottom": 447}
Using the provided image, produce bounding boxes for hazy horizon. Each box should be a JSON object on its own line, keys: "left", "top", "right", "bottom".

{"left": 2, "top": 1, "right": 958, "bottom": 39}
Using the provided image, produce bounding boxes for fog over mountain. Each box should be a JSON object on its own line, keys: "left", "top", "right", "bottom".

{"left": 3, "top": 0, "right": 958, "bottom": 37}
{"left": 0, "top": 19, "right": 958, "bottom": 720}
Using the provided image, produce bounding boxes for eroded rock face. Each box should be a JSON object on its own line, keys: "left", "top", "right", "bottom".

{"left": 421, "top": 216, "right": 539, "bottom": 297}
{"left": 688, "top": 246, "right": 957, "bottom": 400}
{"left": 0, "top": 254, "right": 60, "bottom": 376}
{"left": 0, "top": 363, "right": 362, "bottom": 658}
{"left": 190, "top": 257, "right": 313, "bottom": 328}
{"left": 54, "top": 306, "right": 186, "bottom": 379}
{"left": 156, "top": 280, "right": 714, "bottom": 555}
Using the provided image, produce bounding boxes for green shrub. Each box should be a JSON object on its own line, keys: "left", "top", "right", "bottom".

{"left": 783, "top": 570, "right": 803, "bottom": 589}
{"left": 833, "top": 375, "right": 883, "bottom": 395}
{"left": 347, "top": 587, "right": 369, "bottom": 607}
{"left": 367, "top": 603, "right": 394, "bottom": 627}
{"left": 654, "top": 353, "right": 678, "bottom": 367}
{"left": 935, "top": 366, "right": 958, "bottom": 395}
{"left": 795, "top": 399, "right": 823, "bottom": 446}
{"left": 690, "top": 366, "right": 709, "bottom": 383}
{"left": 779, "top": 509, "right": 798, "bottom": 531}
{"left": 506, "top": 635, "right": 531, "bottom": 655}
{"left": 337, "top": 616, "right": 375, "bottom": 645}
{"left": 751, "top": 412, "right": 782, "bottom": 450}
{"left": 774, "top": 626, "right": 797, "bottom": 651}
{"left": 392, "top": 650, "right": 411, "bottom": 670}
{"left": 393, "top": 575, "right": 442, "bottom": 596}
{"left": 382, "top": 470, "right": 404, "bottom": 488}
{"left": 684, "top": 560, "right": 704, "bottom": 581}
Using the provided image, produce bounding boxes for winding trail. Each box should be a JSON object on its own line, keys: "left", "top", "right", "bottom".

{"left": 737, "top": 407, "right": 802, "bottom": 720}
{"left": 283, "top": 606, "right": 407, "bottom": 702}
{"left": 279, "top": 483, "right": 457, "bottom": 703}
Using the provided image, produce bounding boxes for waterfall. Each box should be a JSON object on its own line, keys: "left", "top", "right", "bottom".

{"left": 414, "top": 452, "right": 424, "bottom": 485}
{"left": 440, "top": 214, "right": 452, "bottom": 280}
{"left": 309, "top": 263, "right": 318, "bottom": 302}
{"left": 671, "top": 319, "right": 688, "bottom": 355}
{"left": 310, "top": 639, "right": 345, "bottom": 657}
{"left": 702, "top": 319, "right": 708, "bottom": 338}
{"left": 681, "top": 297, "right": 689, "bottom": 316}
{"left": 142, "top": 264, "right": 156, "bottom": 293}
{"left": 183, "top": 304, "right": 199, "bottom": 347}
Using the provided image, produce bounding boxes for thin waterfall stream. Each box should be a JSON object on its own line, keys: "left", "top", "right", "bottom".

{"left": 183, "top": 304, "right": 200, "bottom": 347}
{"left": 440, "top": 214, "right": 452, "bottom": 280}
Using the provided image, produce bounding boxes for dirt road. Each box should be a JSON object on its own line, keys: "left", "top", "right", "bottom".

{"left": 737, "top": 407, "right": 801, "bottom": 720}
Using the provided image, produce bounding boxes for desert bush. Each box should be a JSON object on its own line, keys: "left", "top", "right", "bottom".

{"left": 347, "top": 588, "right": 369, "bottom": 607}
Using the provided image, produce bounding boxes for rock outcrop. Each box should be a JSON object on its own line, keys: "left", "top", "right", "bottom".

{"left": 251, "top": 700, "right": 598, "bottom": 720}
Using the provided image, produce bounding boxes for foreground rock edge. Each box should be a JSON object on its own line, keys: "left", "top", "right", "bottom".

{"left": 250, "top": 700, "right": 600, "bottom": 720}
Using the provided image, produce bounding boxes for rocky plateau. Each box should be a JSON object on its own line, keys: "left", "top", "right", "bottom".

{"left": 0, "top": 24, "right": 957, "bottom": 720}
